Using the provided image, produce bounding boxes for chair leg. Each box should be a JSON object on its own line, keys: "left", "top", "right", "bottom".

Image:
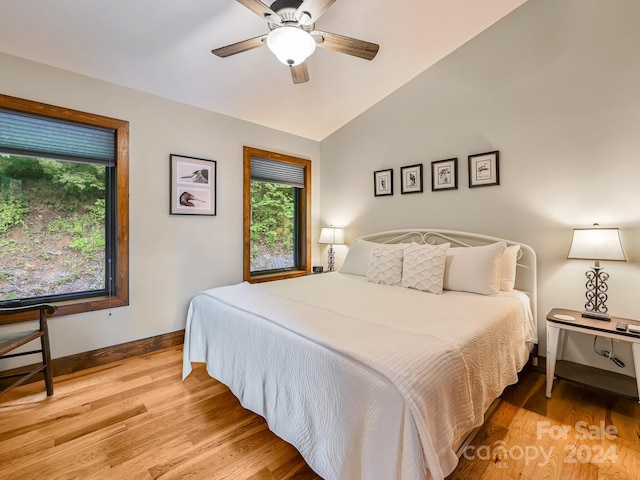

{"left": 40, "top": 320, "right": 54, "bottom": 396}
{"left": 1, "top": 303, "right": 56, "bottom": 397}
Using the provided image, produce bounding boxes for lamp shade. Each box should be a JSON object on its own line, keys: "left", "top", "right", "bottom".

{"left": 567, "top": 227, "right": 626, "bottom": 261}
{"left": 266, "top": 26, "right": 316, "bottom": 66}
{"left": 318, "top": 226, "right": 344, "bottom": 245}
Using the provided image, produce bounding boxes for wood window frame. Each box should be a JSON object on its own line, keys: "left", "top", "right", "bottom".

{"left": 0, "top": 94, "right": 129, "bottom": 320}
{"left": 243, "top": 146, "right": 310, "bottom": 283}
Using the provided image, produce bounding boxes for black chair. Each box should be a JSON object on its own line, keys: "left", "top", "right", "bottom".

{"left": 0, "top": 304, "right": 56, "bottom": 397}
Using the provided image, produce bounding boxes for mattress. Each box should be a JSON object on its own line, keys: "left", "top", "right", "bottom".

{"left": 182, "top": 272, "right": 534, "bottom": 480}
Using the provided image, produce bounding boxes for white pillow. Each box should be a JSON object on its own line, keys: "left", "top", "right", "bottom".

{"left": 500, "top": 245, "right": 520, "bottom": 291}
{"left": 401, "top": 242, "right": 450, "bottom": 294}
{"left": 366, "top": 244, "right": 405, "bottom": 286}
{"left": 443, "top": 242, "right": 507, "bottom": 295}
{"left": 341, "top": 240, "right": 406, "bottom": 276}
{"left": 340, "top": 239, "right": 376, "bottom": 276}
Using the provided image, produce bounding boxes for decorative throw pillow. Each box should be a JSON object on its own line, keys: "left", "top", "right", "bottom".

{"left": 500, "top": 245, "right": 520, "bottom": 291}
{"left": 443, "top": 242, "right": 507, "bottom": 295}
{"left": 366, "top": 244, "right": 405, "bottom": 286}
{"left": 340, "top": 239, "right": 376, "bottom": 276}
{"left": 401, "top": 242, "right": 450, "bottom": 294}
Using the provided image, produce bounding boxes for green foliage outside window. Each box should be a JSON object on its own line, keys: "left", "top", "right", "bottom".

{"left": 250, "top": 181, "right": 296, "bottom": 271}
{"left": 0, "top": 154, "right": 107, "bottom": 301}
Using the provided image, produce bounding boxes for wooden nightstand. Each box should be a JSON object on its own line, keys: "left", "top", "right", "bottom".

{"left": 546, "top": 308, "right": 640, "bottom": 402}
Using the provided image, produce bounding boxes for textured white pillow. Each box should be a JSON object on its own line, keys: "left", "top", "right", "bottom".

{"left": 366, "top": 244, "right": 405, "bottom": 286}
{"left": 443, "top": 242, "right": 507, "bottom": 295}
{"left": 401, "top": 242, "right": 450, "bottom": 294}
{"left": 500, "top": 245, "right": 520, "bottom": 291}
{"left": 340, "top": 239, "right": 376, "bottom": 276}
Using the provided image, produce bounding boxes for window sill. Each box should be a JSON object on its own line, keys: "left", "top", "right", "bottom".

{"left": 247, "top": 270, "right": 308, "bottom": 284}
{"left": 0, "top": 295, "right": 128, "bottom": 322}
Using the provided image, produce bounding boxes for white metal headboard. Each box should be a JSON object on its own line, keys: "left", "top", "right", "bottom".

{"left": 357, "top": 229, "right": 538, "bottom": 335}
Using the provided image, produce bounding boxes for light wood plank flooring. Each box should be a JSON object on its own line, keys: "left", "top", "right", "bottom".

{"left": 448, "top": 366, "right": 640, "bottom": 479}
{"left": 1, "top": 346, "right": 638, "bottom": 479}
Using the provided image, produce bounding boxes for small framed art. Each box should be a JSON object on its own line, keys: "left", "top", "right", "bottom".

{"left": 170, "top": 154, "right": 217, "bottom": 215}
{"left": 468, "top": 151, "right": 499, "bottom": 188}
{"left": 373, "top": 168, "right": 393, "bottom": 196}
{"left": 400, "top": 164, "right": 423, "bottom": 194}
{"left": 431, "top": 158, "right": 458, "bottom": 191}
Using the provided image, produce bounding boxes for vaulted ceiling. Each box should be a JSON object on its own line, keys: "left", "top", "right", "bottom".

{"left": 0, "top": 0, "right": 527, "bottom": 140}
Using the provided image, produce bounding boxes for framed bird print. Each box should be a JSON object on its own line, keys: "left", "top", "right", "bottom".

{"left": 468, "top": 150, "right": 499, "bottom": 188}
{"left": 431, "top": 158, "right": 458, "bottom": 191}
{"left": 374, "top": 168, "right": 393, "bottom": 196}
{"left": 400, "top": 164, "right": 423, "bottom": 194}
{"left": 170, "top": 154, "right": 217, "bottom": 216}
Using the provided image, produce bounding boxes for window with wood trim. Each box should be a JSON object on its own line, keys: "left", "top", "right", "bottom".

{"left": 243, "top": 146, "right": 310, "bottom": 283}
{"left": 0, "top": 94, "right": 129, "bottom": 318}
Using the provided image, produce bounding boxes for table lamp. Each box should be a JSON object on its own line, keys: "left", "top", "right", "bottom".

{"left": 318, "top": 226, "right": 344, "bottom": 272}
{"left": 567, "top": 224, "right": 626, "bottom": 320}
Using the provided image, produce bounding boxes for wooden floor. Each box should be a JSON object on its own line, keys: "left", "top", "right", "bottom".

{"left": 0, "top": 346, "right": 638, "bottom": 480}
{"left": 448, "top": 367, "right": 640, "bottom": 479}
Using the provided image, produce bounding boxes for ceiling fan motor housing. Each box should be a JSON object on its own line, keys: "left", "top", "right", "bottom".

{"left": 268, "top": 0, "right": 314, "bottom": 31}
{"left": 270, "top": 0, "right": 303, "bottom": 16}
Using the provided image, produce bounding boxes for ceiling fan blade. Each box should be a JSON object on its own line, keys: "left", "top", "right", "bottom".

{"left": 313, "top": 30, "right": 379, "bottom": 60}
{"left": 290, "top": 63, "right": 310, "bottom": 84}
{"left": 236, "top": 0, "right": 277, "bottom": 18}
{"left": 295, "top": 0, "right": 336, "bottom": 25}
{"left": 235, "top": 0, "right": 281, "bottom": 24}
{"left": 212, "top": 35, "right": 267, "bottom": 57}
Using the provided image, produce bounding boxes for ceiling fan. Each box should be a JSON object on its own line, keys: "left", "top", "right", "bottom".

{"left": 212, "top": 0, "right": 379, "bottom": 84}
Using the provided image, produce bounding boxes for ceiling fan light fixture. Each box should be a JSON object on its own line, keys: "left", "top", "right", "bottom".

{"left": 266, "top": 26, "right": 316, "bottom": 66}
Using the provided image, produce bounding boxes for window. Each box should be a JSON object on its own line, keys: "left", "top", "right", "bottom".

{"left": 0, "top": 94, "right": 129, "bottom": 317}
{"left": 243, "top": 146, "right": 310, "bottom": 282}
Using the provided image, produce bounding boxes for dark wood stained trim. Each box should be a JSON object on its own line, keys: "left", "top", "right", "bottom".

{"left": 243, "top": 146, "right": 311, "bottom": 283}
{"left": 248, "top": 270, "right": 308, "bottom": 283}
{"left": 0, "top": 93, "right": 129, "bottom": 320}
{"left": 0, "top": 330, "right": 184, "bottom": 388}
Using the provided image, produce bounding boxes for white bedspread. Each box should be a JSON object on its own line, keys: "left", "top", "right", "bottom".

{"left": 183, "top": 272, "right": 534, "bottom": 480}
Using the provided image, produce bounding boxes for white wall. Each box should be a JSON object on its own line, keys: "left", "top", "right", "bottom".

{"left": 320, "top": 0, "right": 640, "bottom": 374}
{"left": 0, "top": 52, "right": 321, "bottom": 358}
{"left": 3, "top": 0, "right": 640, "bottom": 379}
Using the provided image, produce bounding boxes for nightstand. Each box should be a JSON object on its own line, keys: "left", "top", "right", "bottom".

{"left": 546, "top": 308, "right": 640, "bottom": 402}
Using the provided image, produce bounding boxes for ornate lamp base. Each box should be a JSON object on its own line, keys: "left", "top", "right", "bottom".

{"left": 582, "top": 266, "right": 610, "bottom": 321}
{"left": 327, "top": 244, "right": 335, "bottom": 272}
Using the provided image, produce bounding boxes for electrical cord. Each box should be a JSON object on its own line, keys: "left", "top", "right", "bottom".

{"left": 593, "top": 336, "right": 625, "bottom": 368}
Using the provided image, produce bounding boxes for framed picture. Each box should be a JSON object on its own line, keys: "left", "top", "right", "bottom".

{"left": 431, "top": 158, "right": 458, "bottom": 191}
{"left": 170, "top": 154, "right": 217, "bottom": 215}
{"left": 373, "top": 168, "right": 393, "bottom": 196}
{"left": 468, "top": 151, "right": 499, "bottom": 188}
{"left": 400, "top": 164, "right": 423, "bottom": 194}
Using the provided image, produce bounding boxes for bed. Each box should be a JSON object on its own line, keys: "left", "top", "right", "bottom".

{"left": 182, "top": 229, "right": 538, "bottom": 480}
